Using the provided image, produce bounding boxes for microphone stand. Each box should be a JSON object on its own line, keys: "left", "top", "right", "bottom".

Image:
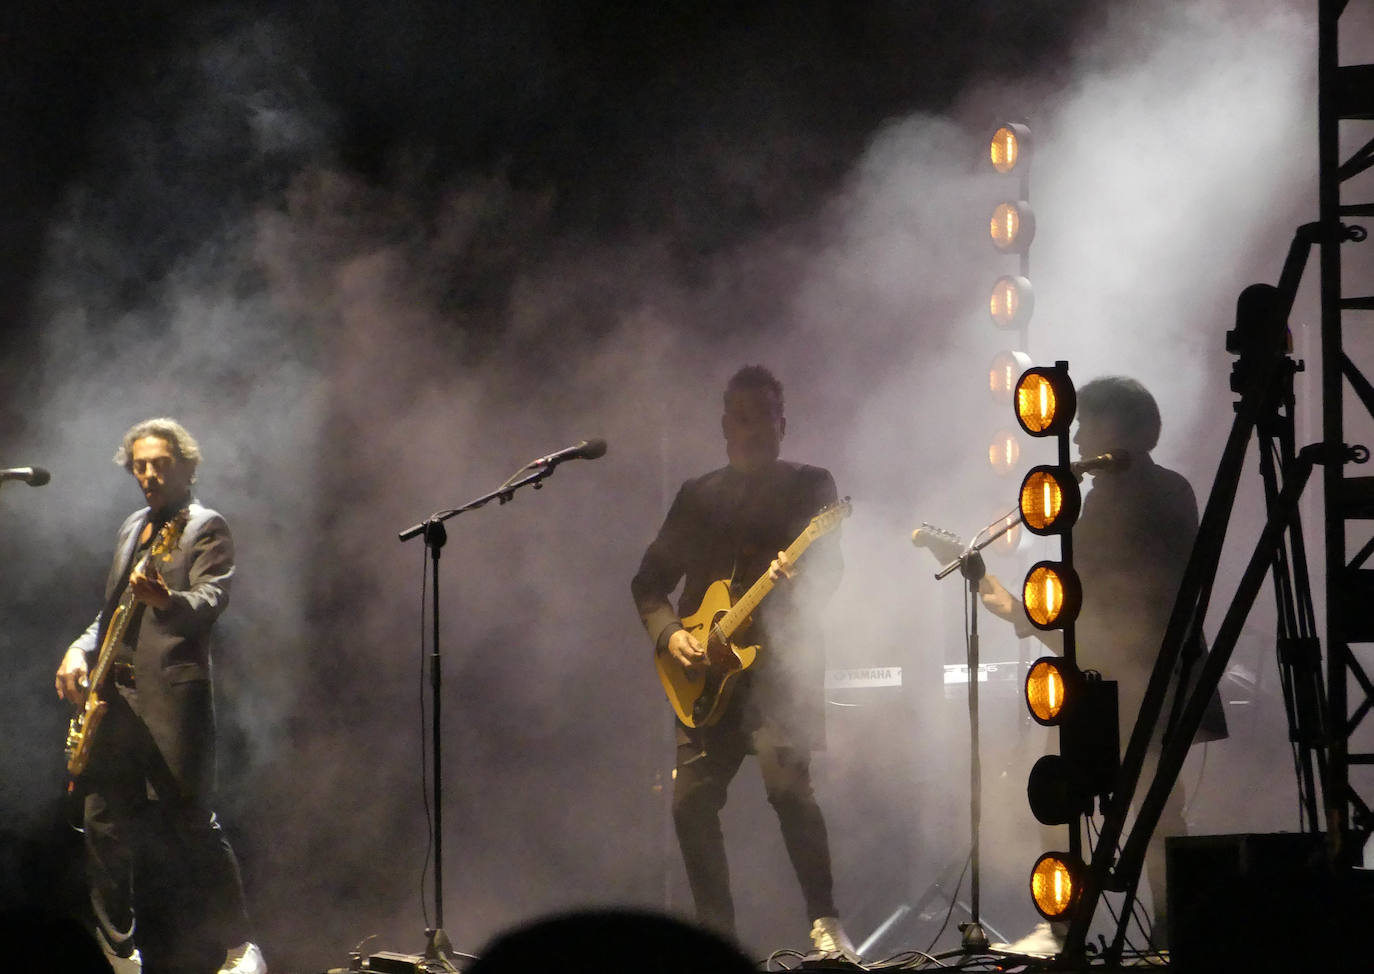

{"left": 397, "top": 458, "right": 568, "bottom": 969}
{"left": 932, "top": 507, "right": 1022, "bottom": 952}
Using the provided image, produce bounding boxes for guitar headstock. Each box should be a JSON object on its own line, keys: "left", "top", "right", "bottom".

{"left": 911, "top": 522, "right": 965, "bottom": 566}
{"left": 806, "top": 496, "right": 853, "bottom": 539}
{"left": 152, "top": 509, "right": 190, "bottom": 562}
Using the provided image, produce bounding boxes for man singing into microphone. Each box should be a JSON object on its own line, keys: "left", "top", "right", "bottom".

{"left": 55, "top": 418, "right": 265, "bottom": 974}
{"left": 980, "top": 376, "right": 1220, "bottom": 953}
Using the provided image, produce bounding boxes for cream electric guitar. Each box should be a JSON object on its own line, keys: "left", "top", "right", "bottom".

{"left": 910, "top": 522, "right": 966, "bottom": 568}
{"left": 657, "top": 498, "right": 851, "bottom": 729}
{"left": 65, "top": 510, "right": 189, "bottom": 777}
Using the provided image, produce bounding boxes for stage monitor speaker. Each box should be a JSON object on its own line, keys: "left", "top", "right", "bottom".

{"left": 1167, "top": 832, "right": 1374, "bottom": 972}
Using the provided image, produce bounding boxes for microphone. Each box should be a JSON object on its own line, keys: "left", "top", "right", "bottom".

{"left": 0, "top": 466, "right": 51, "bottom": 486}
{"left": 527, "top": 439, "right": 607, "bottom": 468}
{"left": 1070, "top": 451, "right": 1131, "bottom": 480}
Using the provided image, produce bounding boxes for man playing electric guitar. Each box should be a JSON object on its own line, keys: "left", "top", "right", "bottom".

{"left": 55, "top": 418, "right": 265, "bottom": 974}
{"left": 631, "top": 366, "right": 857, "bottom": 961}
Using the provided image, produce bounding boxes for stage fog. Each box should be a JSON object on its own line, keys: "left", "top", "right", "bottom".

{"left": 1, "top": 1, "right": 1368, "bottom": 969}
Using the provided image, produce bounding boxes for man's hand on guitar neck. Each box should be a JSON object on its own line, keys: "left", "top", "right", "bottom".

{"left": 767, "top": 550, "right": 796, "bottom": 583}
{"left": 56, "top": 646, "right": 89, "bottom": 704}
{"left": 667, "top": 629, "right": 707, "bottom": 670}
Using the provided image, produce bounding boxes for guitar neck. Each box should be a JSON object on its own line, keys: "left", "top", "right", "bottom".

{"left": 716, "top": 528, "right": 820, "bottom": 639}
{"left": 87, "top": 590, "right": 139, "bottom": 689}
{"left": 86, "top": 544, "right": 158, "bottom": 690}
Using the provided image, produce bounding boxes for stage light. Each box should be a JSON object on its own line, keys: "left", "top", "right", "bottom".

{"left": 989, "top": 123, "right": 1032, "bottom": 175}
{"left": 1026, "top": 672, "right": 1120, "bottom": 822}
{"left": 1031, "top": 852, "right": 1083, "bottom": 922}
{"left": 989, "top": 350, "right": 1033, "bottom": 402}
{"left": 989, "top": 276, "right": 1034, "bottom": 330}
{"left": 1022, "top": 561, "right": 1080, "bottom": 629}
{"left": 1026, "top": 657, "right": 1070, "bottom": 724}
{"left": 990, "top": 201, "right": 1035, "bottom": 253}
{"left": 1014, "top": 366, "right": 1076, "bottom": 437}
{"left": 1019, "top": 465, "right": 1081, "bottom": 535}
{"left": 988, "top": 429, "right": 1021, "bottom": 475}
{"left": 1028, "top": 754, "right": 1091, "bottom": 825}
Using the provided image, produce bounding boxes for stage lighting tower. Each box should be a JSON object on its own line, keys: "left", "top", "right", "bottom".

{"left": 986, "top": 122, "right": 1036, "bottom": 512}
{"left": 1010, "top": 362, "right": 1120, "bottom": 929}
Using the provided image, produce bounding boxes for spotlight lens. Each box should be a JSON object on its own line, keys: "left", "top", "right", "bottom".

{"left": 1021, "top": 562, "right": 1080, "bottom": 630}
{"left": 991, "top": 203, "right": 1019, "bottom": 246}
{"left": 1016, "top": 373, "right": 1057, "bottom": 433}
{"left": 989, "top": 350, "right": 1033, "bottom": 403}
{"left": 1021, "top": 470, "right": 1064, "bottom": 531}
{"left": 990, "top": 126, "right": 1021, "bottom": 174}
{"left": 989, "top": 276, "right": 1034, "bottom": 330}
{"left": 1031, "top": 853, "right": 1079, "bottom": 921}
{"left": 988, "top": 429, "right": 1021, "bottom": 475}
{"left": 990, "top": 279, "right": 1019, "bottom": 322}
{"left": 1024, "top": 565, "right": 1065, "bottom": 627}
{"left": 1013, "top": 368, "right": 1075, "bottom": 437}
{"left": 1018, "top": 465, "right": 1081, "bottom": 537}
{"left": 989, "top": 201, "right": 1035, "bottom": 252}
{"left": 1026, "top": 659, "right": 1067, "bottom": 723}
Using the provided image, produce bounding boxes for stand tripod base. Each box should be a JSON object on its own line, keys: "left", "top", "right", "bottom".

{"left": 423, "top": 928, "right": 462, "bottom": 971}
{"left": 958, "top": 920, "right": 990, "bottom": 951}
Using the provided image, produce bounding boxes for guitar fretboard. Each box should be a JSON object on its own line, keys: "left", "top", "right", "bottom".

{"left": 714, "top": 506, "right": 845, "bottom": 639}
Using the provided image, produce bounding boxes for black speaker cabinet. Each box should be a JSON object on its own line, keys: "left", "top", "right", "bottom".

{"left": 1167, "top": 832, "right": 1373, "bottom": 972}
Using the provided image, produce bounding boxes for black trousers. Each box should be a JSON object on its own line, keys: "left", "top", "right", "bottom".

{"left": 83, "top": 687, "right": 250, "bottom": 974}
{"left": 672, "top": 726, "right": 837, "bottom": 937}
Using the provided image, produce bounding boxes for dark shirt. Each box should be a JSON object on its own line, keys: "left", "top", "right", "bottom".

{"left": 1073, "top": 455, "right": 1199, "bottom": 722}
{"left": 631, "top": 460, "right": 841, "bottom": 749}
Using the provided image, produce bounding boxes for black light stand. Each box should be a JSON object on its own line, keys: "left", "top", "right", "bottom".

{"left": 932, "top": 509, "right": 1022, "bottom": 952}
{"left": 1064, "top": 225, "right": 1365, "bottom": 966}
{"left": 396, "top": 446, "right": 603, "bottom": 969}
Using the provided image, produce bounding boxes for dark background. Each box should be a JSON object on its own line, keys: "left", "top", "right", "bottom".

{"left": 0, "top": 1, "right": 1363, "bottom": 970}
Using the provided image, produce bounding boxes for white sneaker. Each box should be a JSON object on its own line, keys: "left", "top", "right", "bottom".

{"left": 93, "top": 927, "right": 141, "bottom": 972}
{"left": 217, "top": 941, "right": 267, "bottom": 974}
{"left": 808, "top": 916, "right": 861, "bottom": 965}
{"left": 107, "top": 947, "right": 141, "bottom": 973}
{"left": 991, "top": 920, "right": 1065, "bottom": 957}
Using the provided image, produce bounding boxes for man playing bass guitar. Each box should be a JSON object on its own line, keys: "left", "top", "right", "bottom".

{"left": 55, "top": 418, "right": 265, "bottom": 974}
{"left": 631, "top": 366, "right": 857, "bottom": 961}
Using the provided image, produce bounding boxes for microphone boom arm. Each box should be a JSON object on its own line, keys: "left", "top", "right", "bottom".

{"left": 397, "top": 439, "right": 605, "bottom": 541}
{"left": 935, "top": 506, "right": 1023, "bottom": 582}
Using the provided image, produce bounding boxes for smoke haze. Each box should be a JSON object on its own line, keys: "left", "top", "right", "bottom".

{"left": 0, "top": 0, "right": 1367, "bottom": 967}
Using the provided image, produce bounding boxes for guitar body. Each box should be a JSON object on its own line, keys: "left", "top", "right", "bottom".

{"left": 652, "top": 497, "right": 850, "bottom": 730}
{"left": 656, "top": 579, "right": 759, "bottom": 729}
{"left": 65, "top": 596, "right": 140, "bottom": 777}
{"left": 64, "top": 511, "right": 188, "bottom": 779}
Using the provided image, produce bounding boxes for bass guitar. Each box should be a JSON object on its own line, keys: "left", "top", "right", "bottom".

{"left": 64, "top": 510, "right": 189, "bottom": 777}
{"left": 657, "top": 497, "right": 851, "bottom": 729}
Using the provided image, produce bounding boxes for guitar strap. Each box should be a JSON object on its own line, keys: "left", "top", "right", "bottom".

{"left": 725, "top": 464, "right": 802, "bottom": 598}
{"left": 723, "top": 472, "right": 751, "bottom": 601}
{"left": 726, "top": 466, "right": 795, "bottom": 603}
